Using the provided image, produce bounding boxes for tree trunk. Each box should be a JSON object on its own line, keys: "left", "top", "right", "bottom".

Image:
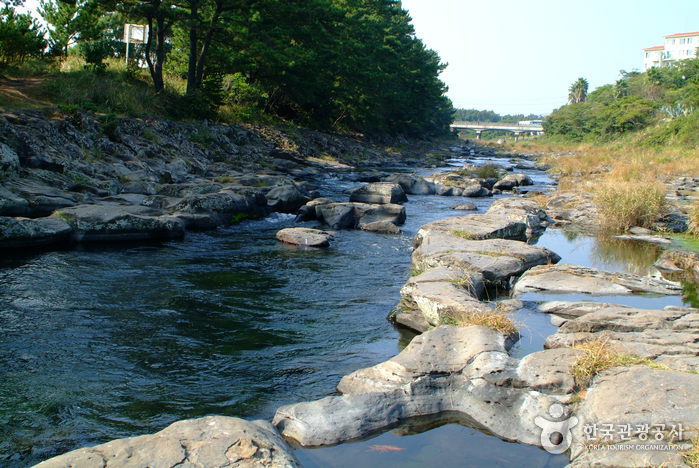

{"left": 186, "top": 0, "right": 199, "bottom": 95}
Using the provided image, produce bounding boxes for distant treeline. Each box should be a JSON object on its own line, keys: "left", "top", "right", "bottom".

{"left": 545, "top": 59, "right": 699, "bottom": 145}
{"left": 0, "top": 0, "right": 453, "bottom": 136}
{"left": 453, "top": 108, "right": 544, "bottom": 124}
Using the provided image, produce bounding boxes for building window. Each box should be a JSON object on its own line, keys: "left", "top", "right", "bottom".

{"left": 681, "top": 38, "right": 685, "bottom": 44}
{"left": 689, "top": 38, "right": 693, "bottom": 44}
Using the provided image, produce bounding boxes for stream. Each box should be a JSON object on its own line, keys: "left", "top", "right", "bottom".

{"left": 0, "top": 155, "right": 692, "bottom": 467}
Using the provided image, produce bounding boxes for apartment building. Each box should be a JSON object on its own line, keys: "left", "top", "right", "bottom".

{"left": 643, "top": 31, "right": 699, "bottom": 70}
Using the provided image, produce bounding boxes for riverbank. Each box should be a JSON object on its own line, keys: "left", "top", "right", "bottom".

{"left": 3, "top": 120, "right": 698, "bottom": 466}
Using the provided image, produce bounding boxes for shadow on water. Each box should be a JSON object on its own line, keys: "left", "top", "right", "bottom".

{"left": 294, "top": 412, "right": 567, "bottom": 468}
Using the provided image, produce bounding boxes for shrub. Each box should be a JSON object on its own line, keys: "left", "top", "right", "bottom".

{"left": 594, "top": 180, "right": 667, "bottom": 232}
{"left": 78, "top": 39, "right": 117, "bottom": 71}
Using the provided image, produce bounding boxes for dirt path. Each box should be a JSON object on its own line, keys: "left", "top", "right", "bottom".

{"left": 0, "top": 75, "right": 50, "bottom": 108}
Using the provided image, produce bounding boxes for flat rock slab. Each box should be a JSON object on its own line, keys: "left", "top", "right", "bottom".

{"left": 0, "top": 216, "right": 72, "bottom": 248}
{"left": 613, "top": 234, "right": 672, "bottom": 244}
{"left": 513, "top": 264, "right": 682, "bottom": 296}
{"left": 56, "top": 204, "right": 185, "bottom": 242}
{"left": 273, "top": 325, "right": 565, "bottom": 448}
{"left": 36, "top": 416, "right": 299, "bottom": 468}
{"left": 414, "top": 214, "right": 527, "bottom": 245}
{"left": 569, "top": 366, "right": 699, "bottom": 467}
{"left": 451, "top": 202, "right": 477, "bottom": 211}
{"left": 412, "top": 233, "right": 560, "bottom": 284}
{"left": 544, "top": 304, "right": 699, "bottom": 371}
{"left": 276, "top": 227, "right": 333, "bottom": 248}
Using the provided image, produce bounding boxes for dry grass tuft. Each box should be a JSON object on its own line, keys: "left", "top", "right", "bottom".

{"left": 593, "top": 180, "right": 667, "bottom": 232}
{"left": 442, "top": 309, "right": 517, "bottom": 335}
{"left": 684, "top": 437, "right": 699, "bottom": 468}
{"left": 571, "top": 337, "right": 668, "bottom": 388}
{"left": 690, "top": 200, "right": 699, "bottom": 235}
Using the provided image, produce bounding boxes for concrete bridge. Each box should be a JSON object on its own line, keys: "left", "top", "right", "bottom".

{"left": 450, "top": 121, "right": 544, "bottom": 141}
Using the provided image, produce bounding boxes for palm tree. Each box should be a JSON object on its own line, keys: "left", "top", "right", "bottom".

{"left": 568, "top": 77, "right": 589, "bottom": 104}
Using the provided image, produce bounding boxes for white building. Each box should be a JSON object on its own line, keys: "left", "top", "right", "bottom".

{"left": 643, "top": 31, "right": 699, "bottom": 70}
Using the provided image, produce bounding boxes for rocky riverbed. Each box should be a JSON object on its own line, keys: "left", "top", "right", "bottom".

{"left": 2, "top": 110, "right": 698, "bottom": 467}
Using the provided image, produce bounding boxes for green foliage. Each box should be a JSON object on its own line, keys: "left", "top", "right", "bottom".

{"left": 452, "top": 108, "right": 543, "bottom": 123}
{"left": 568, "top": 77, "right": 589, "bottom": 104}
{"left": 0, "top": 7, "right": 46, "bottom": 65}
{"left": 547, "top": 59, "right": 699, "bottom": 142}
{"left": 79, "top": 39, "right": 117, "bottom": 71}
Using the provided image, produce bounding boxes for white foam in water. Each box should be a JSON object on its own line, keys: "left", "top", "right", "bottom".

{"left": 259, "top": 213, "right": 297, "bottom": 224}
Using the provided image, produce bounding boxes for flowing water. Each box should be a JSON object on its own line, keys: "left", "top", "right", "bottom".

{"left": 0, "top": 158, "right": 691, "bottom": 467}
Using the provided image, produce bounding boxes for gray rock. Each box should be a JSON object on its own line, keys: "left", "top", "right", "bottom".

{"left": 544, "top": 304, "right": 699, "bottom": 371}
{"left": 538, "top": 301, "right": 631, "bottom": 319}
{"left": 451, "top": 202, "right": 477, "bottom": 211}
{"left": 276, "top": 227, "right": 333, "bottom": 248}
{"left": 0, "top": 216, "right": 72, "bottom": 248}
{"left": 315, "top": 202, "right": 405, "bottom": 231}
{"left": 273, "top": 326, "right": 565, "bottom": 448}
{"left": 654, "top": 249, "right": 699, "bottom": 283}
{"left": 460, "top": 185, "right": 490, "bottom": 197}
{"left": 0, "top": 142, "right": 20, "bottom": 179}
{"left": 172, "top": 190, "right": 268, "bottom": 225}
{"left": 414, "top": 214, "right": 528, "bottom": 244}
{"left": 493, "top": 173, "right": 533, "bottom": 191}
{"left": 613, "top": 234, "right": 672, "bottom": 244}
{"left": 349, "top": 182, "right": 407, "bottom": 204}
{"left": 359, "top": 220, "right": 401, "bottom": 234}
{"left": 568, "top": 366, "right": 699, "bottom": 467}
{"left": 56, "top": 204, "right": 185, "bottom": 242}
{"left": 383, "top": 174, "right": 435, "bottom": 195}
{"left": 412, "top": 233, "right": 560, "bottom": 285}
{"left": 35, "top": 416, "right": 300, "bottom": 468}
{"left": 485, "top": 197, "right": 549, "bottom": 239}
{"left": 266, "top": 185, "right": 310, "bottom": 214}
{"left": 0, "top": 186, "right": 29, "bottom": 216}
{"left": 513, "top": 264, "right": 682, "bottom": 296}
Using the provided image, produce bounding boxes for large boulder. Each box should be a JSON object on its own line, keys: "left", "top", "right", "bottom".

{"left": 266, "top": 185, "right": 310, "bottom": 214}
{"left": 383, "top": 174, "right": 435, "bottom": 195}
{"left": 315, "top": 202, "right": 405, "bottom": 231}
{"left": 513, "top": 264, "right": 683, "bottom": 296}
{"left": 486, "top": 197, "right": 550, "bottom": 239}
{"left": 171, "top": 189, "right": 268, "bottom": 225}
{"left": 349, "top": 182, "right": 407, "bottom": 204}
{"left": 0, "top": 186, "right": 29, "bottom": 216}
{"left": 0, "top": 142, "right": 20, "bottom": 179}
{"left": 276, "top": 227, "right": 333, "bottom": 248}
{"left": 0, "top": 216, "right": 72, "bottom": 248}
{"left": 35, "top": 416, "right": 300, "bottom": 468}
{"left": 493, "top": 173, "right": 533, "bottom": 191}
{"left": 56, "top": 204, "right": 185, "bottom": 242}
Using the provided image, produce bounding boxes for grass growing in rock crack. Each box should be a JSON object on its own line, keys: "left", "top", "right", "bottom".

{"left": 442, "top": 309, "right": 517, "bottom": 335}
{"left": 683, "top": 436, "right": 699, "bottom": 467}
{"left": 450, "top": 229, "right": 477, "bottom": 240}
{"left": 571, "top": 337, "right": 669, "bottom": 388}
{"left": 593, "top": 180, "right": 667, "bottom": 232}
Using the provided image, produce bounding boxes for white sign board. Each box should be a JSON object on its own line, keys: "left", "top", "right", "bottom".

{"left": 123, "top": 24, "right": 148, "bottom": 44}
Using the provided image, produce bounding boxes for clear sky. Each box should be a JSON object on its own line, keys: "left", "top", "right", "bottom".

{"left": 401, "top": 0, "right": 699, "bottom": 116}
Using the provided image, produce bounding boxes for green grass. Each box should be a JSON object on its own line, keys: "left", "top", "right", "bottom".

{"left": 449, "top": 229, "right": 477, "bottom": 240}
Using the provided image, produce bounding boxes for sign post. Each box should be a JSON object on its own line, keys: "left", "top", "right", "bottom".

{"left": 123, "top": 24, "right": 148, "bottom": 66}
